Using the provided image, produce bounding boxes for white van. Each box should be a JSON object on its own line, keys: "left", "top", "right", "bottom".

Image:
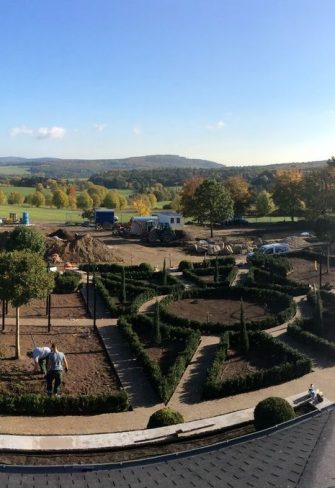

{"left": 247, "top": 243, "right": 290, "bottom": 261}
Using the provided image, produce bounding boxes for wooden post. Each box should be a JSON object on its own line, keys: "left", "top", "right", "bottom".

{"left": 2, "top": 300, "right": 4, "bottom": 331}
{"left": 86, "top": 268, "right": 89, "bottom": 313}
{"left": 15, "top": 307, "right": 20, "bottom": 359}
{"left": 319, "top": 252, "right": 323, "bottom": 289}
{"left": 93, "top": 274, "right": 97, "bottom": 329}
{"left": 327, "top": 245, "right": 330, "bottom": 274}
{"left": 47, "top": 294, "right": 51, "bottom": 332}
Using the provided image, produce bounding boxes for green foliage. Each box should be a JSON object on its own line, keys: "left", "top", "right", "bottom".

{"left": 76, "top": 191, "right": 93, "bottom": 210}
{"left": 153, "top": 301, "right": 161, "bottom": 345}
{"left": 120, "top": 267, "right": 127, "bottom": 304}
{"left": 214, "top": 257, "right": 219, "bottom": 283}
{"left": 248, "top": 254, "right": 292, "bottom": 277}
{"left": 0, "top": 391, "right": 129, "bottom": 416}
{"left": 147, "top": 407, "right": 184, "bottom": 429}
{"left": 6, "top": 226, "right": 46, "bottom": 255}
{"left": 240, "top": 299, "right": 249, "bottom": 354}
{"left": 288, "top": 319, "right": 335, "bottom": 358}
{"left": 178, "top": 260, "right": 194, "bottom": 271}
{"left": 313, "top": 289, "right": 323, "bottom": 335}
{"left": 54, "top": 271, "right": 81, "bottom": 293}
{"left": 0, "top": 251, "right": 54, "bottom": 307}
{"left": 313, "top": 215, "right": 335, "bottom": 243}
{"left": 52, "top": 188, "right": 68, "bottom": 209}
{"left": 246, "top": 266, "right": 309, "bottom": 296}
{"left": 191, "top": 179, "right": 234, "bottom": 237}
{"left": 254, "top": 397, "right": 295, "bottom": 431}
{"left": 203, "top": 331, "right": 311, "bottom": 399}
{"left": 255, "top": 190, "right": 275, "bottom": 216}
{"left": 160, "top": 286, "right": 295, "bottom": 334}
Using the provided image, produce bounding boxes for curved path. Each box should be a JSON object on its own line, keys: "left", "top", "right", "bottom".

{"left": 1, "top": 276, "right": 335, "bottom": 449}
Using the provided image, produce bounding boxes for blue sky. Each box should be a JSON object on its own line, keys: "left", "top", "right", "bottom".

{"left": 1, "top": 0, "right": 335, "bottom": 165}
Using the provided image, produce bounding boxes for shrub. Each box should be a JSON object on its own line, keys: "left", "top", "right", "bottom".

{"left": 254, "top": 397, "right": 295, "bottom": 431}
{"left": 54, "top": 271, "right": 82, "bottom": 293}
{"left": 147, "top": 407, "right": 184, "bottom": 429}
{"left": 178, "top": 260, "right": 194, "bottom": 271}
{"left": 139, "top": 262, "right": 153, "bottom": 272}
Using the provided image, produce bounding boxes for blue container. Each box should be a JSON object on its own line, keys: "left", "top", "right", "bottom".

{"left": 22, "top": 212, "right": 30, "bottom": 225}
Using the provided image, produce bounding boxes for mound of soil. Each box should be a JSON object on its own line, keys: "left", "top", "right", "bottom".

{"left": 46, "top": 233, "right": 123, "bottom": 264}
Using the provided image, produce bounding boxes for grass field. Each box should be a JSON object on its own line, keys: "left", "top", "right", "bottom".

{"left": 0, "top": 205, "right": 83, "bottom": 223}
{"left": 0, "top": 186, "right": 39, "bottom": 197}
{"left": 0, "top": 166, "right": 30, "bottom": 176}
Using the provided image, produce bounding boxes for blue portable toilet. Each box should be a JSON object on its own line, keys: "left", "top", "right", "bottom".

{"left": 22, "top": 211, "right": 30, "bottom": 225}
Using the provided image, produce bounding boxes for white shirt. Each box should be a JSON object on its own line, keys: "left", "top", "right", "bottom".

{"left": 32, "top": 347, "right": 51, "bottom": 361}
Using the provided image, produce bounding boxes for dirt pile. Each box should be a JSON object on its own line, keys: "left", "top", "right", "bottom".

{"left": 46, "top": 232, "right": 123, "bottom": 264}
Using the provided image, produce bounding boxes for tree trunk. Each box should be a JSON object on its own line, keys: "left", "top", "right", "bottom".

{"left": 210, "top": 222, "right": 214, "bottom": 238}
{"left": 15, "top": 307, "right": 20, "bottom": 359}
{"left": 2, "top": 300, "right": 5, "bottom": 332}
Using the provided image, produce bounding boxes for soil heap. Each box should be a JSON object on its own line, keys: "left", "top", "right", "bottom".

{"left": 46, "top": 231, "right": 123, "bottom": 264}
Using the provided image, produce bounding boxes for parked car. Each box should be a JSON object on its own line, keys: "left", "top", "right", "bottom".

{"left": 247, "top": 243, "right": 290, "bottom": 261}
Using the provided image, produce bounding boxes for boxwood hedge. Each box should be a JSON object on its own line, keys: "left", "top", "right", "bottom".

{"left": 203, "top": 330, "right": 311, "bottom": 399}
{"left": 159, "top": 286, "right": 296, "bottom": 334}
{"left": 246, "top": 266, "right": 309, "bottom": 296}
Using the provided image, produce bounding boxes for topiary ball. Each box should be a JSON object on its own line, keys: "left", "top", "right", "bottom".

{"left": 139, "top": 262, "right": 153, "bottom": 272}
{"left": 254, "top": 396, "right": 295, "bottom": 431}
{"left": 178, "top": 260, "right": 194, "bottom": 271}
{"left": 147, "top": 407, "right": 184, "bottom": 429}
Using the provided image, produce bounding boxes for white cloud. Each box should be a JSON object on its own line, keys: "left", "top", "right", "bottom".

{"left": 36, "top": 126, "right": 66, "bottom": 139}
{"left": 133, "top": 126, "right": 142, "bottom": 136}
{"left": 207, "top": 120, "right": 226, "bottom": 130}
{"left": 10, "top": 125, "right": 66, "bottom": 139}
{"left": 10, "top": 126, "right": 34, "bottom": 137}
{"left": 94, "top": 123, "right": 107, "bottom": 132}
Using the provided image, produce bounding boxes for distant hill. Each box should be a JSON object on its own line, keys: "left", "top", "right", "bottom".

{"left": 0, "top": 155, "right": 222, "bottom": 177}
{"left": 0, "top": 155, "right": 329, "bottom": 178}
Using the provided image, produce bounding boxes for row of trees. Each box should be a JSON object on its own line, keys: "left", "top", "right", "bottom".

{"left": 173, "top": 157, "right": 335, "bottom": 223}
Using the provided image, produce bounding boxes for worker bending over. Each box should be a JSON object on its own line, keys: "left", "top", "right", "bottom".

{"left": 27, "top": 346, "right": 51, "bottom": 374}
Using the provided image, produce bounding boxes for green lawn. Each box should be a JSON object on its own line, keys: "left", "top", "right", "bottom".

{"left": 247, "top": 216, "right": 298, "bottom": 223}
{"left": 0, "top": 166, "right": 30, "bottom": 176}
{"left": 0, "top": 186, "right": 38, "bottom": 197}
{"left": 0, "top": 205, "right": 83, "bottom": 223}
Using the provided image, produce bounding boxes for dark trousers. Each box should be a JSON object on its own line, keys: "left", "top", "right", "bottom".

{"left": 38, "top": 358, "right": 47, "bottom": 374}
{"left": 46, "top": 371, "right": 62, "bottom": 395}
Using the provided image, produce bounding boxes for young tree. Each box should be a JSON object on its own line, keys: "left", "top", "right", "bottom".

{"left": 153, "top": 300, "right": 161, "bottom": 345}
{"left": 0, "top": 251, "right": 54, "bottom": 358}
{"left": 0, "top": 190, "right": 7, "bottom": 205}
{"left": 162, "top": 258, "right": 167, "bottom": 285}
{"left": 240, "top": 299, "right": 249, "bottom": 354}
{"left": 103, "top": 190, "right": 120, "bottom": 209}
{"left": 76, "top": 191, "right": 93, "bottom": 210}
{"left": 255, "top": 191, "right": 275, "bottom": 217}
{"left": 120, "top": 267, "right": 127, "bottom": 304}
{"left": 272, "top": 170, "right": 304, "bottom": 221}
{"left": 214, "top": 256, "right": 220, "bottom": 283}
{"left": 6, "top": 226, "right": 46, "bottom": 255}
{"left": 191, "top": 179, "right": 234, "bottom": 237}
{"left": 8, "top": 191, "right": 24, "bottom": 205}
{"left": 225, "top": 176, "right": 251, "bottom": 216}
{"left": 52, "top": 189, "right": 69, "bottom": 209}
{"left": 132, "top": 195, "right": 152, "bottom": 216}
{"left": 31, "top": 190, "right": 46, "bottom": 208}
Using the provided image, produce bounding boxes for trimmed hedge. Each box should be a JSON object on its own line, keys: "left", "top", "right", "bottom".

{"left": 147, "top": 407, "right": 184, "bottom": 429}
{"left": 248, "top": 254, "right": 292, "bottom": 277}
{"left": 79, "top": 262, "right": 153, "bottom": 273}
{"left": 203, "top": 330, "right": 311, "bottom": 399}
{"left": 288, "top": 319, "right": 335, "bottom": 359}
{"left": 159, "top": 286, "right": 296, "bottom": 334}
{"left": 53, "top": 271, "right": 82, "bottom": 293}
{"left": 118, "top": 315, "right": 201, "bottom": 403}
{"left": 246, "top": 266, "right": 309, "bottom": 296}
{"left": 183, "top": 265, "right": 238, "bottom": 288}
{"left": 254, "top": 397, "right": 295, "bottom": 430}
{"left": 0, "top": 390, "right": 129, "bottom": 416}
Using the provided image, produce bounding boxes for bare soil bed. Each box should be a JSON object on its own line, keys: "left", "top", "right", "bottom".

{"left": 133, "top": 324, "right": 185, "bottom": 374}
{"left": 0, "top": 325, "right": 120, "bottom": 396}
{"left": 166, "top": 298, "right": 273, "bottom": 325}
{"left": 288, "top": 257, "right": 335, "bottom": 288}
{"left": 5, "top": 292, "right": 88, "bottom": 319}
{"left": 218, "top": 348, "right": 281, "bottom": 381}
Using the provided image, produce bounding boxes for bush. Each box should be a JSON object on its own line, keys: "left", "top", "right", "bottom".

{"left": 138, "top": 262, "right": 153, "bottom": 272}
{"left": 254, "top": 397, "right": 295, "bottom": 431}
{"left": 54, "top": 271, "right": 82, "bottom": 293}
{"left": 178, "top": 260, "right": 194, "bottom": 271}
{"left": 147, "top": 407, "right": 184, "bottom": 429}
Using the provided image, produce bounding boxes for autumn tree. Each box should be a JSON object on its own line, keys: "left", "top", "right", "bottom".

{"left": 31, "top": 191, "right": 46, "bottom": 208}
{"left": 255, "top": 191, "right": 275, "bottom": 217}
{"left": 180, "top": 176, "right": 204, "bottom": 217}
{"left": 191, "top": 179, "right": 234, "bottom": 237}
{"left": 225, "top": 176, "right": 251, "bottom": 216}
{"left": 52, "top": 189, "right": 69, "bottom": 209}
{"left": 0, "top": 190, "right": 6, "bottom": 205}
{"left": 103, "top": 190, "right": 120, "bottom": 209}
{"left": 303, "top": 164, "right": 335, "bottom": 220}
{"left": 272, "top": 170, "right": 304, "bottom": 221}
{"left": 0, "top": 251, "right": 54, "bottom": 358}
{"left": 132, "top": 195, "right": 152, "bottom": 216}
{"left": 8, "top": 191, "right": 24, "bottom": 205}
{"left": 76, "top": 191, "right": 93, "bottom": 210}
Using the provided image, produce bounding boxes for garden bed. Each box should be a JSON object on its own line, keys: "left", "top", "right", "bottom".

{"left": 288, "top": 257, "right": 335, "bottom": 288}
{"left": 0, "top": 326, "right": 120, "bottom": 396}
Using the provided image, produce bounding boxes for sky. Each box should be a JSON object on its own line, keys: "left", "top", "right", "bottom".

{"left": 1, "top": 0, "right": 335, "bottom": 165}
